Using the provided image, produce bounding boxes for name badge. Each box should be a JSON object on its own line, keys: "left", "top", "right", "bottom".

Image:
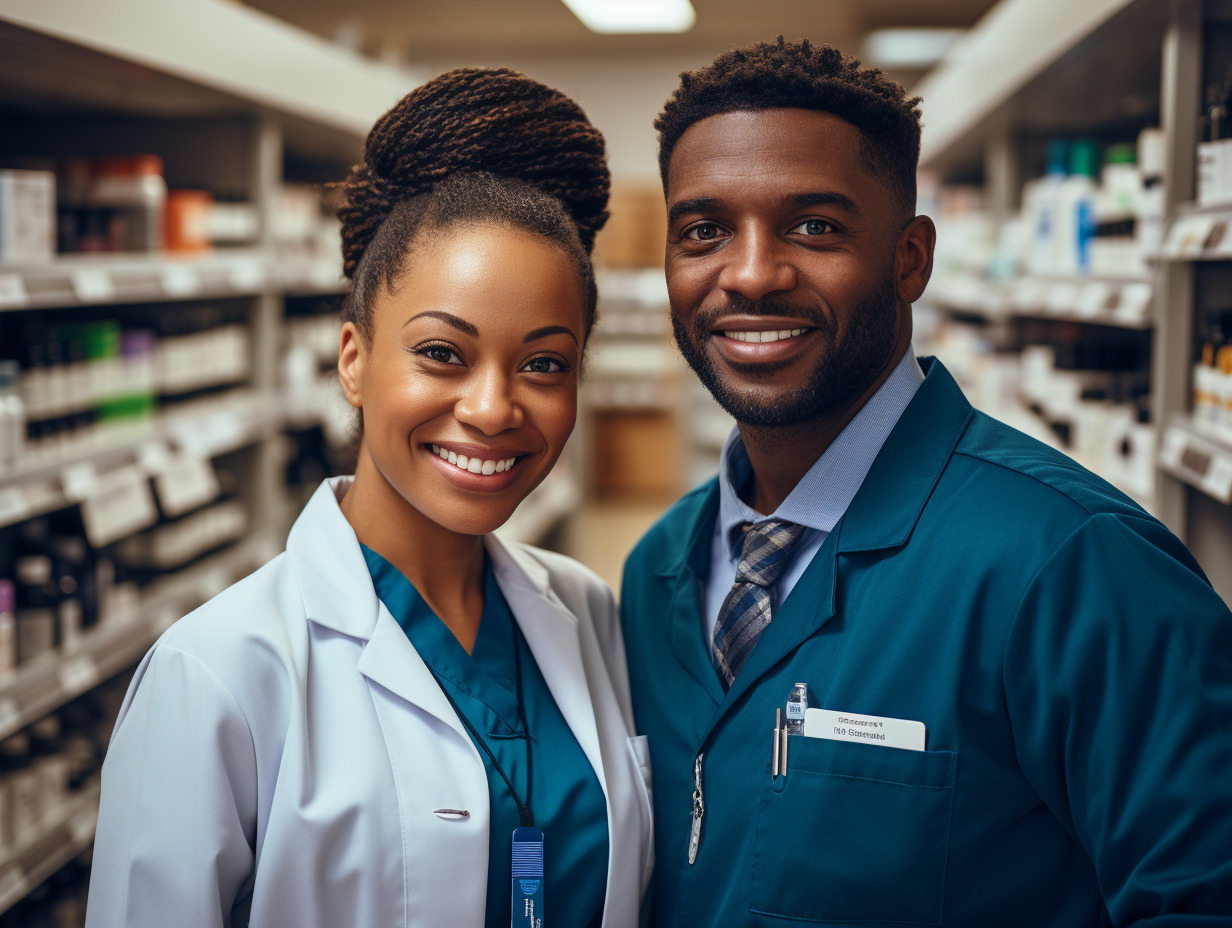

{"left": 511, "top": 825, "right": 545, "bottom": 928}
{"left": 802, "top": 707, "right": 926, "bottom": 751}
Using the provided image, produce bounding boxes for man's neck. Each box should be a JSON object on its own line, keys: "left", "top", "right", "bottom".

{"left": 735, "top": 348, "right": 909, "bottom": 516}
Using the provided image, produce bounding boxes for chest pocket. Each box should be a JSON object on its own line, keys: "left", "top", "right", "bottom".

{"left": 750, "top": 735, "right": 957, "bottom": 925}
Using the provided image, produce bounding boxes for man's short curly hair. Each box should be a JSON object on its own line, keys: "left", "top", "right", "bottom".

{"left": 656, "top": 37, "right": 923, "bottom": 214}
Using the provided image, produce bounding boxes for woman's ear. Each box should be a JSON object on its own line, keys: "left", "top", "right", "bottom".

{"left": 338, "top": 321, "right": 366, "bottom": 410}
{"left": 895, "top": 215, "right": 936, "bottom": 305}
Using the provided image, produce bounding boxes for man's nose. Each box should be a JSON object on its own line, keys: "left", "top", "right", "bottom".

{"left": 716, "top": 228, "right": 798, "bottom": 302}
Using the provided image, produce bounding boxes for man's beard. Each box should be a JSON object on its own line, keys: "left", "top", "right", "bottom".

{"left": 671, "top": 276, "right": 901, "bottom": 429}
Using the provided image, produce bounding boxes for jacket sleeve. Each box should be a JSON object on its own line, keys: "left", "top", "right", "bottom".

{"left": 85, "top": 643, "right": 258, "bottom": 928}
{"left": 1003, "top": 513, "right": 1232, "bottom": 925}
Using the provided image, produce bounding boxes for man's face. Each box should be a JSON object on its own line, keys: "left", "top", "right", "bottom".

{"left": 664, "top": 108, "right": 914, "bottom": 428}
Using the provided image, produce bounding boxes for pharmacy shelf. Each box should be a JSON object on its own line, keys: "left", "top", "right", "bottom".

{"left": 0, "top": 535, "right": 276, "bottom": 745}
{"left": 926, "top": 273, "right": 1155, "bottom": 329}
{"left": 0, "top": 390, "right": 283, "bottom": 530}
{"left": 0, "top": 0, "right": 411, "bottom": 143}
{"left": 1159, "top": 416, "right": 1232, "bottom": 504}
{"left": 0, "top": 251, "right": 345, "bottom": 311}
{"left": 0, "top": 780, "right": 100, "bottom": 915}
{"left": 916, "top": 0, "right": 1162, "bottom": 172}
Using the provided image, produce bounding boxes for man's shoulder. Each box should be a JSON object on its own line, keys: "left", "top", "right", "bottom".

{"left": 626, "top": 477, "right": 718, "bottom": 568}
{"left": 949, "top": 408, "right": 1147, "bottom": 521}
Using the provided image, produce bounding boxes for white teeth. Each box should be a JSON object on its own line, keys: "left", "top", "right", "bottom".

{"left": 723, "top": 328, "right": 807, "bottom": 343}
{"left": 432, "top": 444, "right": 518, "bottom": 476}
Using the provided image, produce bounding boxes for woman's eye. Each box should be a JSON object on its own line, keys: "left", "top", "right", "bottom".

{"left": 685, "top": 222, "right": 724, "bottom": 242}
{"left": 792, "top": 218, "right": 833, "bottom": 236}
{"left": 415, "top": 344, "right": 463, "bottom": 365}
{"left": 524, "top": 356, "right": 568, "bottom": 374}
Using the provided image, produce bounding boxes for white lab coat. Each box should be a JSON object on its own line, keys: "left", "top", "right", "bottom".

{"left": 85, "top": 477, "right": 654, "bottom": 928}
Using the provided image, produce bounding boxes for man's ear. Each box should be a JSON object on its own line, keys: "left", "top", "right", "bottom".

{"left": 895, "top": 215, "right": 936, "bottom": 305}
{"left": 338, "top": 321, "right": 366, "bottom": 410}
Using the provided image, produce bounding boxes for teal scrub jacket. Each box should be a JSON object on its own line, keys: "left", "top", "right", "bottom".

{"left": 620, "top": 358, "right": 1232, "bottom": 927}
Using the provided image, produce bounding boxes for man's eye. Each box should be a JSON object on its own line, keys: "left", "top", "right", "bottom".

{"left": 792, "top": 219, "right": 833, "bottom": 236}
{"left": 685, "top": 223, "right": 723, "bottom": 242}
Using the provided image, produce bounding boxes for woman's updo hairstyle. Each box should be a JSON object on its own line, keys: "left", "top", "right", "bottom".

{"left": 339, "top": 67, "right": 610, "bottom": 341}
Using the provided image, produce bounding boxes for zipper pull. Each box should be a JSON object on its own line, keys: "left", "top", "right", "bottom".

{"left": 688, "top": 752, "right": 704, "bottom": 865}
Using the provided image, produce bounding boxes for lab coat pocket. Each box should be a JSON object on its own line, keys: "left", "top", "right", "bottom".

{"left": 750, "top": 736, "right": 957, "bottom": 925}
{"left": 626, "top": 734, "right": 655, "bottom": 893}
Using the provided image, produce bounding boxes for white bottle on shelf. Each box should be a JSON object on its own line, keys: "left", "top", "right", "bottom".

{"left": 1028, "top": 140, "right": 1070, "bottom": 276}
{"left": 1053, "top": 140, "right": 1100, "bottom": 277}
{"left": 0, "top": 361, "right": 25, "bottom": 473}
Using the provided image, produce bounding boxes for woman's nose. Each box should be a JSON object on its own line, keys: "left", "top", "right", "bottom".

{"left": 453, "top": 366, "right": 523, "bottom": 435}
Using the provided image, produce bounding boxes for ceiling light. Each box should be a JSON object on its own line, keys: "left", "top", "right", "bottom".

{"left": 861, "top": 28, "right": 965, "bottom": 69}
{"left": 560, "top": 0, "right": 696, "bottom": 35}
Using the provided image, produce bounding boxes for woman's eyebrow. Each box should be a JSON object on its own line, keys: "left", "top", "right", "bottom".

{"left": 403, "top": 310, "right": 478, "bottom": 337}
{"left": 524, "top": 325, "right": 578, "bottom": 346}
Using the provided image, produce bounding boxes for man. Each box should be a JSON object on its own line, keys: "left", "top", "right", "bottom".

{"left": 620, "top": 38, "right": 1232, "bottom": 926}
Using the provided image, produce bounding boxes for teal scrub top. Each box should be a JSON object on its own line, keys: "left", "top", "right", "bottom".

{"left": 362, "top": 547, "right": 609, "bottom": 928}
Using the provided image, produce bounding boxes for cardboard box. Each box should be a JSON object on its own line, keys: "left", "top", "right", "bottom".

{"left": 590, "top": 408, "right": 682, "bottom": 498}
{"left": 594, "top": 184, "right": 668, "bottom": 269}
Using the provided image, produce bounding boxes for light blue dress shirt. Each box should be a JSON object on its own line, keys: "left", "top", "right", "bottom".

{"left": 705, "top": 346, "right": 925, "bottom": 654}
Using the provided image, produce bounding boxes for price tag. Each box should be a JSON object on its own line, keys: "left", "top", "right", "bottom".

{"left": 0, "top": 274, "right": 28, "bottom": 308}
{"left": 67, "top": 805, "right": 99, "bottom": 846}
{"left": 0, "top": 699, "right": 20, "bottom": 735}
{"left": 1115, "top": 283, "right": 1154, "bottom": 323}
{"left": 160, "top": 265, "right": 202, "bottom": 298}
{"left": 137, "top": 439, "right": 174, "bottom": 475}
{"left": 58, "top": 653, "right": 99, "bottom": 695}
{"left": 1045, "top": 282, "right": 1080, "bottom": 315}
{"left": 226, "top": 257, "right": 266, "bottom": 292}
{"left": 1203, "top": 451, "right": 1232, "bottom": 504}
{"left": 1180, "top": 216, "right": 1217, "bottom": 257}
{"left": 0, "top": 486, "right": 30, "bottom": 528}
{"left": 0, "top": 867, "right": 30, "bottom": 911}
{"left": 70, "top": 267, "right": 117, "bottom": 303}
{"left": 60, "top": 461, "right": 100, "bottom": 501}
{"left": 79, "top": 466, "right": 159, "bottom": 548}
{"left": 154, "top": 454, "right": 220, "bottom": 517}
{"left": 1074, "top": 282, "right": 1112, "bottom": 319}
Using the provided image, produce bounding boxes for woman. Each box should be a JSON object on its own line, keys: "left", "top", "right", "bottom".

{"left": 85, "top": 68, "right": 653, "bottom": 928}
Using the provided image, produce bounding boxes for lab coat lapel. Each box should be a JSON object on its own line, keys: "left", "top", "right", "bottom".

{"left": 286, "top": 477, "right": 470, "bottom": 743}
{"left": 485, "top": 537, "right": 605, "bottom": 788}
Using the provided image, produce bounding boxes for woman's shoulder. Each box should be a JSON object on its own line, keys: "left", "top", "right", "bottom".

{"left": 152, "top": 550, "right": 307, "bottom": 688}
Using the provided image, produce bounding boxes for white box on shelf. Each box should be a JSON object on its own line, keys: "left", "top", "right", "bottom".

{"left": 0, "top": 170, "right": 55, "bottom": 264}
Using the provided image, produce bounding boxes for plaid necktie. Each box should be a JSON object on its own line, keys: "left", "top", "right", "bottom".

{"left": 712, "top": 519, "right": 806, "bottom": 689}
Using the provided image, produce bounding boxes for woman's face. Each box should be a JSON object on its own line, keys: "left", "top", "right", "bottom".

{"left": 339, "top": 223, "right": 585, "bottom": 536}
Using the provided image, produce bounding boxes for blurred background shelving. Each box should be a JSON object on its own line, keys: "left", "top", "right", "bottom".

{"left": 1, "top": 0, "right": 1230, "bottom": 920}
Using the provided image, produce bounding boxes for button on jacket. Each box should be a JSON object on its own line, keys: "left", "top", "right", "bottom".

{"left": 621, "top": 357, "right": 1232, "bottom": 927}
{"left": 87, "top": 477, "right": 654, "bottom": 928}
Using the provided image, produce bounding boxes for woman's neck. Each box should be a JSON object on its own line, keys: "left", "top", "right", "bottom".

{"left": 341, "top": 446, "right": 487, "bottom": 653}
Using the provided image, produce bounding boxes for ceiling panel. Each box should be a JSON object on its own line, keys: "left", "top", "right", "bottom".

{"left": 243, "top": 0, "right": 1000, "bottom": 63}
